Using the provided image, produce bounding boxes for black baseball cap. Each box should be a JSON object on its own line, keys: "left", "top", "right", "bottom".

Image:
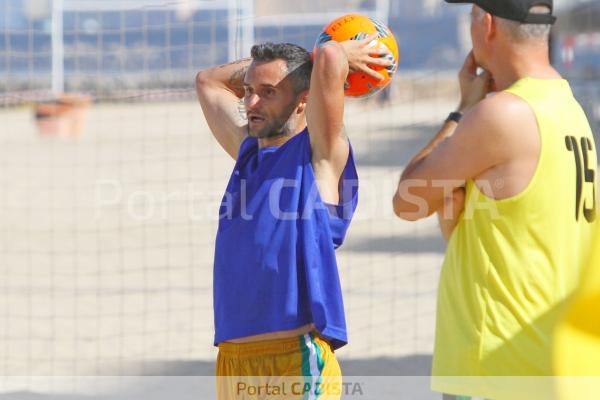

{"left": 445, "top": 0, "right": 557, "bottom": 24}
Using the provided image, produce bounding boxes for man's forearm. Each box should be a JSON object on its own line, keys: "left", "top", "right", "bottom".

{"left": 195, "top": 58, "right": 252, "bottom": 159}
{"left": 400, "top": 119, "right": 458, "bottom": 181}
{"left": 393, "top": 119, "right": 461, "bottom": 220}
{"left": 196, "top": 58, "right": 252, "bottom": 98}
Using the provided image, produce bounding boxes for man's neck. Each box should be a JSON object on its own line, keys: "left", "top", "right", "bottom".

{"left": 257, "top": 123, "right": 307, "bottom": 149}
{"left": 490, "top": 48, "right": 561, "bottom": 91}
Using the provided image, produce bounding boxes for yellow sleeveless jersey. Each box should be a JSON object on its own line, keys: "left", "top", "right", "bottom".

{"left": 431, "top": 78, "right": 597, "bottom": 398}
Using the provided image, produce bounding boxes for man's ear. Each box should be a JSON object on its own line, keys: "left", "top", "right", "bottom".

{"left": 484, "top": 12, "right": 497, "bottom": 43}
{"left": 296, "top": 90, "right": 309, "bottom": 114}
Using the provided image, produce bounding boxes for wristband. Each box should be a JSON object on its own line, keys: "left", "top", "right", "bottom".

{"left": 446, "top": 111, "right": 463, "bottom": 123}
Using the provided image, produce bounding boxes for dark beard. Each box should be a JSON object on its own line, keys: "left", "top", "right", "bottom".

{"left": 250, "top": 98, "right": 299, "bottom": 139}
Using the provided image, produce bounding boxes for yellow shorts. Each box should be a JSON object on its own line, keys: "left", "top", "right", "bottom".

{"left": 216, "top": 331, "right": 342, "bottom": 399}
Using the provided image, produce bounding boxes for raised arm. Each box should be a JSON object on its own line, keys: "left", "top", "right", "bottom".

{"left": 393, "top": 52, "right": 496, "bottom": 221}
{"left": 307, "top": 34, "right": 391, "bottom": 162}
{"left": 195, "top": 59, "right": 251, "bottom": 159}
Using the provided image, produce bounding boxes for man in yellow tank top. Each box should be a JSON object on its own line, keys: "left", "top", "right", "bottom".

{"left": 392, "top": 0, "right": 597, "bottom": 399}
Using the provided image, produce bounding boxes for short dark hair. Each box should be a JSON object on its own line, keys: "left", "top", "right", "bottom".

{"left": 250, "top": 42, "right": 312, "bottom": 93}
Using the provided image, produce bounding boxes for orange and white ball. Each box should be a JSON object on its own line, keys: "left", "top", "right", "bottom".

{"left": 314, "top": 13, "right": 399, "bottom": 98}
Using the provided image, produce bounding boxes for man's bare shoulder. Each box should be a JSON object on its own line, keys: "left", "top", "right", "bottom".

{"left": 462, "top": 90, "right": 539, "bottom": 151}
{"left": 468, "top": 90, "right": 536, "bottom": 133}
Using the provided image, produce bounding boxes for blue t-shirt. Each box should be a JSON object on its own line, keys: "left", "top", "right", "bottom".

{"left": 213, "top": 129, "right": 358, "bottom": 349}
